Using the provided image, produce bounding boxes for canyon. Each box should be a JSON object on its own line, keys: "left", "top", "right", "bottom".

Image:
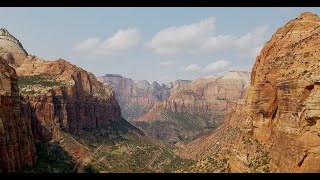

{"left": 0, "top": 28, "right": 192, "bottom": 173}
{"left": 99, "top": 72, "right": 250, "bottom": 143}
{"left": 135, "top": 71, "right": 250, "bottom": 143}
{"left": 1, "top": 11, "right": 320, "bottom": 173}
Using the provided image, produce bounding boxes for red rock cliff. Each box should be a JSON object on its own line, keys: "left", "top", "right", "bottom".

{"left": 182, "top": 12, "right": 320, "bottom": 173}
{"left": 0, "top": 28, "right": 124, "bottom": 172}
{"left": 98, "top": 74, "right": 171, "bottom": 120}
{"left": 0, "top": 58, "right": 36, "bottom": 172}
{"left": 15, "top": 56, "right": 122, "bottom": 140}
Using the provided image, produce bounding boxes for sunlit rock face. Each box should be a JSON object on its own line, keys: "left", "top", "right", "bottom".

{"left": 136, "top": 71, "right": 250, "bottom": 143}
{"left": 182, "top": 12, "right": 320, "bottom": 173}
{"left": 0, "top": 28, "right": 125, "bottom": 172}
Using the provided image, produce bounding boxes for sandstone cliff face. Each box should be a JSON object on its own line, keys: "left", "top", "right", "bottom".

{"left": 0, "top": 28, "right": 124, "bottom": 172}
{"left": 15, "top": 56, "right": 122, "bottom": 140}
{"left": 0, "top": 58, "right": 36, "bottom": 173}
{"left": 135, "top": 72, "right": 250, "bottom": 143}
{"left": 182, "top": 12, "right": 320, "bottom": 173}
{"left": 0, "top": 28, "right": 28, "bottom": 65}
{"left": 151, "top": 71, "right": 250, "bottom": 115}
{"left": 98, "top": 74, "right": 171, "bottom": 120}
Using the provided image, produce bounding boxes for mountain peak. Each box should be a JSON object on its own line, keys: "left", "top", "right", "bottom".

{"left": 103, "top": 74, "right": 123, "bottom": 78}
{"left": 298, "top": 11, "right": 320, "bottom": 20}
{"left": 0, "top": 28, "right": 28, "bottom": 64}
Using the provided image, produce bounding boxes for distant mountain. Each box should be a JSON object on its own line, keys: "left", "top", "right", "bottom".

{"left": 134, "top": 71, "right": 250, "bottom": 143}
{"left": 0, "top": 28, "right": 191, "bottom": 173}
{"left": 98, "top": 75, "right": 191, "bottom": 120}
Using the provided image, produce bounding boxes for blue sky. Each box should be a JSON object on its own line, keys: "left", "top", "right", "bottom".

{"left": 0, "top": 7, "right": 319, "bottom": 83}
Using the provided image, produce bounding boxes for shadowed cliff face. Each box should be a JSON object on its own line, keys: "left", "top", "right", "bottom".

{"left": 0, "top": 28, "right": 126, "bottom": 172}
{"left": 14, "top": 56, "right": 122, "bottom": 140}
{"left": 182, "top": 12, "right": 320, "bottom": 173}
{"left": 0, "top": 58, "right": 36, "bottom": 172}
{"left": 98, "top": 74, "right": 172, "bottom": 120}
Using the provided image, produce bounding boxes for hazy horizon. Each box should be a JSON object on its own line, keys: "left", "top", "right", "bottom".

{"left": 1, "top": 7, "right": 319, "bottom": 83}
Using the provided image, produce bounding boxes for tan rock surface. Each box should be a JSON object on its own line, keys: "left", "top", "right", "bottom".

{"left": 181, "top": 12, "right": 320, "bottom": 173}
{"left": 0, "top": 28, "right": 124, "bottom": 172}
{"left": 135, "top": 72, "right": 249, "bottom": 143}
{"left": 98, "top": 74, "right": 170, "bottom": 120}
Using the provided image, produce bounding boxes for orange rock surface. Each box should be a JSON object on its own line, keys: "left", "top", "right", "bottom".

{"left": 182, "top": 12, "right": 320, "bottom": 173}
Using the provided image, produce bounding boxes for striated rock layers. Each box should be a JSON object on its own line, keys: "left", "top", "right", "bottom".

{"left": 135, "top": 71, "right": 250, "bottom": 143}
{"left": 0, "top": 58, "right": 36, "bottom": 173}
{"left": 182, "top": 12, "right": 320, "bottom": 173}
{"left": 14, "top": 57, "right": 122, "bottom": 141}
{"left": 98, "top": 74, "right": 172, "bottom": 120}
{"left": 0, "top": 28, "right": 124, "bottom": 172}
{"left": 0, "top": 28, "right": 28, "bottom": 65}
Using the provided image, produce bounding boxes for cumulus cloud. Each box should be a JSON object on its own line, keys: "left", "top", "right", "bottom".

{"left": 199, "top": 35, "right": 236, "bottom": 53}
{"left": 202, "top": 60, "right": 231, "bottom": 74}
{"left": 235, "top": 26, "right": 268, "bottom": 57}
{"left": 199, "top": 26, "right": 268, "bottom": 57}
{"left": 183, "top": 60, "right": 232, "bottom": 74}
{"left": 73, "top": 28, "right": 140, "bottom": 55}
{"left": 146, "top": 17, "right": 268, "bottom": 58}
{"left": 146, "top": 17, "right": 215, "bottom": 55}
{"left": 72, "top": 38, "right": 100, "bottom": 52}
{"left": 160, "top": 60, "right": 176, "bottom": 66}
{"left": 183, "top": 64, "right": 202, "bottom": 73}
{"left": 228, "top": 65, "right": 253, "bottom": 72}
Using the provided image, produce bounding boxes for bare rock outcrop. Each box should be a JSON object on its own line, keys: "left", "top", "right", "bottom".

{"left": 0, "top": 58, "right": 35, "bottom": 172}
{"left": 0, "top": 28, "right": 125, "bottom": 172}
{"left": 182, "top": 12, "right": 320, "bottom": 173}
{"left": 135, "top": 72, "right": 250, "bottom": 143}
{"left": 98, "top": 74, "right": 171, "bottom": 120}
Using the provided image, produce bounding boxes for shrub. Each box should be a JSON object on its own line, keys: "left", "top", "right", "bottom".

{"left": 84, "top": 164, "right": 100, "bottom": 173}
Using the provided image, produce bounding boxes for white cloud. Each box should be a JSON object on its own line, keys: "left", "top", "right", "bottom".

{"left": 146, "top": 17, "right": 215, "bottom": 55}
{"left": 202, "top": 60, "right": 231, "bottom": 74}
{"left": 183, "top": 64, "right": 202, "bottom": 73}
{"left": 235, "top": 26, "right": 268, "bottom": 58}
{"left": 229, "top": 65, "right": 253, "bottom": 72}
{"left": 73, "top": 28, "right": 140, "bottom": 55}
{"left": 199, "top": 26, "right": 268, "bottom": 57}
{"left": 160, "top": 60, "right": 176, "bottom": 66}
{"left": 72, "top": 38, "right": 100, "bottom": 52}
{"left": 199, "top": 35, "right": 236, "bottom": 53}
{"left": 183, "top": 60, "right": 232, "bottom": 74}
{"left": 146, "top": 17, "right": 268, "bottom": 58}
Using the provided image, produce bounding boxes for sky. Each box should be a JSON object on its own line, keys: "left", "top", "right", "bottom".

{"left": 0, "top": 7, "right": 319, "bottom": 84}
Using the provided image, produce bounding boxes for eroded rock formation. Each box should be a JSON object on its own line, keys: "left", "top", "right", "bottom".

{"left": 182, "top": 12, "right": 320, "bottom": 173}
{"left": 0, "top": 58, "right": 35, "bottom": 172}
{"left": 98, "top": 74, "right": 171, "bottom": 120}
{"left": 135, "top": 71, "right": 250, "bottom": 143}
{"left": 0, "top": 28, "right": 124, "bottom": 172}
